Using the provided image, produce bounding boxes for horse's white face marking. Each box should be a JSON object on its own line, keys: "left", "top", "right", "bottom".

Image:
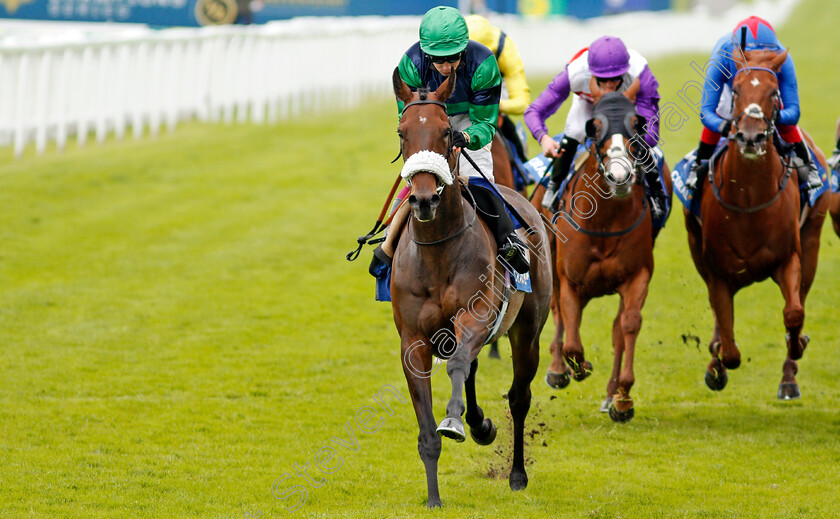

{"left": 745, "top": 103, "right": 765, "bottom": 119}
{"left": 419, "top": 116, "right": 427, "bottom": 124}
{"left": 751, "top": 77, "right": 760, "bottom": 87}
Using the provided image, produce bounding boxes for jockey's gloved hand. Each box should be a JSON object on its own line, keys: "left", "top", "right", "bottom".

{"left": 718, "top": 120, "right": 732, "bottom": 137}
{"left": 451, "top": 131, "right": 469, "bottom": 150}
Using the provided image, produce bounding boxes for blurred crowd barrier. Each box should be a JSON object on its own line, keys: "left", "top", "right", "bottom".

{"left": 0, "top": 0, "right": 796, "bottom": 157}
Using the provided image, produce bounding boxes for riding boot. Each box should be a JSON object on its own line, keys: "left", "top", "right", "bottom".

{"left": 466, "top": 182, "right": 530, "bottom": 274}
{"left": 686, "top": 140, "right": 717, "bottom": 193}
{"left": 368, "top": 200, "right": 410, "bottom": 278}
{"left": 792, "top": 140, "right": 823, "bottom": 190}
{"left": 643, "top": 166, "right": 668, "bottom": 220}
{"left": 542, "top": 136, "right": 580, "bottom": 210}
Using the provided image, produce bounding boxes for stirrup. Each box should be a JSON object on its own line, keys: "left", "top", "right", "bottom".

{"left": 806, "top": 163, "right": 823, "bottom": 190}
{"left": 827, "top": 150, "right": 840, "bottom": 172}
{"left": 685, "top": 161, "right": 701, "bottom": 191}
{"left": 541, "top": 180, "right": 559, "bottom": 210}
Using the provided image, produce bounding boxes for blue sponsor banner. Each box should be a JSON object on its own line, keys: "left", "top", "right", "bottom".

{"left": 1, "top": 0, "right": 197, "bottom": 26}
{"left": 0, "top": 0, "right": 249, "bottom": 26}
{"left": 565, "top": 0, "right": 669, "bottom": 19}
{"left": 251, "top": 0, "right": 457, "bottom": 23}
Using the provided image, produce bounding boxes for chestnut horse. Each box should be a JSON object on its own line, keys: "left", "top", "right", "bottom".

{"left": 538, "top": 92, "right": 668, "bottom": 422}
{"left": 390, "top": 68, "right": 551, "bottom": 507}
{"left": 685, "top": 50, "right": 828, "bottom": 399}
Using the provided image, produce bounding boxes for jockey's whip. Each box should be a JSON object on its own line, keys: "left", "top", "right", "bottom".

{"left": 346, "top": 172, "right": 403, "bottom": 261}
{"left": 460, "top": 149, "right": 537, "bottom": 236}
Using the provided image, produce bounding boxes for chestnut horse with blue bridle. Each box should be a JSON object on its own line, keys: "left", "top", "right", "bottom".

{"left": 541, "top": 92, "right": 670, "bottom": 423}
{"left": 390, "top": 68, "right": 551, "bottom": 507}
{"left": 685, "top": 50, "right": 828, "bottom": 399}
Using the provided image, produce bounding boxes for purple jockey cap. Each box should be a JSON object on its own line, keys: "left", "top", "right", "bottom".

{"left": 587, "top": 36, "right": 631, "bottom": 78}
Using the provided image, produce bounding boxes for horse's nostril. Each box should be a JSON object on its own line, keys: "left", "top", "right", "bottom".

{"left": 755, "top": 133, "right": 766, "bottom": 143}
{"left": 408, "top": 195, "right": 418, "bottom": 206}
{"left": 430, "top": 194, "right": 441, "bottom": 206}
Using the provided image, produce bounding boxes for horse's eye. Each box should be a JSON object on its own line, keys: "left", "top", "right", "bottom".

{"left": 397, "top": 130, "right": 404, "bottom": 139}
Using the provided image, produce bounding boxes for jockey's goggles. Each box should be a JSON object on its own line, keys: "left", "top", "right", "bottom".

{"left": 430, "top": 53, "right": 462, "bottom": 64}
{"left": 595, "top": 75, "right": 623, "bottom": 84}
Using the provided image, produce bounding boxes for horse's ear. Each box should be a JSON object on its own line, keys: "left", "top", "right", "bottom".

{"left": 634, "top": 115, "right": 647, "bottom": 136}
{"left": 434, "top": 67, "right": 457, "bottom": 102}
{"left": 769, "top": 48, "right": 789, "bottom": 72}
{"left": 733, "top": 49, "right": 751, "bottom": 71}
{"left": 623, "top": 77, "right": 640, "bottom": 103}
{"left": 585, "top": 118, "right": 601, "bottom": 142}
{"left": 392, "top": 67, "right": 413, "bottom": 105}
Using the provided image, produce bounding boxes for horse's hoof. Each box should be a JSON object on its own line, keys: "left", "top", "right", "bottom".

{"left": 427, "top": 498, "right": 442, "bottom": 508}
{"left": 545, "top": 370, "right": 571, "bottom": 390}
{"left": 600, "top": 396, "right": 613, "bottom": 413}
{"left": 777, "top": 383, "right": 801, "bottom": 400}
{"left": 436, "top": 417, "right": 466, "bottom": 442}
{"left": 469, "top": 418, "right": 497, "bottom": 446}
{"left": 609, "top": 403, "right": 635, "bottom": 423}
{"left": 509, "top": 470, "right": 528, "bottom": 491}
{"left": 704, "top": 369, "right": 728, "bottom": 391}
{"left": 570, "top": 361, "right": 593, "bottom": 382}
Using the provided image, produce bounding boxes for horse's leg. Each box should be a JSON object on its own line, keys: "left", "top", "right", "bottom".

{"left": 464, "top": 358, "right": 497, "bottom": 445}
{"left": 603, "top": 299, "right": 625, "bottom": 413}
{"left": 506, "top": 317, "right": 542, "bottom": 491}
{"left": 559, "top": 275, "right": 593, "bottom": 381}
{"left": 771, "top": 254, "right": 806, "bottom": 400}
{"left": 607, "top": 269, "right": 650, "bottom": 423}
{"left": 437, "top": 320, "right": 486, "bottom": 443}
{"left": 546, "top": 264, "right": 572, "bottom": 389}
{"left": 705, "top": 275, "right": 738, "bottom": 390}
{"left": 401, "top": 337, "right": 442, "bottom": 508}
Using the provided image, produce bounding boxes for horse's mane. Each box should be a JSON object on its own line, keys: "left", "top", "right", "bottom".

{"left": 742, "top": 49, "right": 785, "bottom": 67}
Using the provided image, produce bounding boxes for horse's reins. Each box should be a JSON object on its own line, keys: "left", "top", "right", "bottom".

{"left": 553, "top": 140, "right": 649, "bottom": 238}
{"left": 346, "top": 172, "right": 404, "bottom": 261}
{"left": 710, "top": 65, "right": 793, "bottom": 214}
{"left": 409, "top": 179, "right": 478, "bottom": 246}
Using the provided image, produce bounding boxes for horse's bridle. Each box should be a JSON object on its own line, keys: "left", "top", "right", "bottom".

{"left": 554, "top": 138, "right": 648, "bottom": 238}
{"left": 711, "top": 66, "right": 792, "bottom": 213}
{"left": 398, "top": 96, "right": 477, "bottom": 246}
{"left": 729, "top": 66, "right": 782, "bottom": 152}
{"left": 394, "top": 98, "right": 457, "bottom": 167}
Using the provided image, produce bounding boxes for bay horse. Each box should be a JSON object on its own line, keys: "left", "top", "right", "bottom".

{"left": 390, "top": 68, "right": 552, "bottom": 507}
{"left": 539, "top": 91, "right": 668, "bottom": 422}
{"left": 684, "top": 50, "right": 828, "bottom": 399}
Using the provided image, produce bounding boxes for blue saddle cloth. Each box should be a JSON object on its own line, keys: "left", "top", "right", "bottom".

{"left": 523, "top": 133, "right": 670, "bottom": 231}
{"left": 673, "top": 141, "right": 830, "bottom": 221}
{"left": 831, "top": 167, "right": 840, "bottom": 193}
{"left": 374, "top": 261, "right": 531, "bottom": 302}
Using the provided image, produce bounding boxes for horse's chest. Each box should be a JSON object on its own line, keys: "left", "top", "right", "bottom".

{"left": 564, "top": 246, "right": 646, "bottom": 291}
{"left": 703, "top": 221, "right": 798, "bottom": 281}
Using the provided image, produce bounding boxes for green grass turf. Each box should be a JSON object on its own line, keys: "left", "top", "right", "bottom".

{"left": 2, "top": 1, "right": 840, "bottom": 517}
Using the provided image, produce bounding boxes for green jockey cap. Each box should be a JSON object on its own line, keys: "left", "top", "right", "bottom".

{"left": 419, "top": 6, "right": 469, "bottom": 57}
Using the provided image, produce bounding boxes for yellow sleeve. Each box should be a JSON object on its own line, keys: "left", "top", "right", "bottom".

{"left": 497, "top": 37, "right": 530, "bottom": 116}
